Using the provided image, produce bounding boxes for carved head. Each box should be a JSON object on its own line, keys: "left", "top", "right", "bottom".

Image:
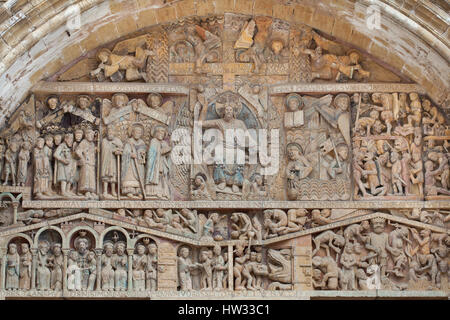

{"left": 250, "top": 251, "right": 257, "bottom": 262}
{"left": 370, "top": 217, "right": 386, "bottom": 234}
{"left": 353, "top": 242, "right": 362, "bottom": 255}
{"left": 286, "top": 93, "right": 303, "bottom": 112}
{"left": 44, "top": 135, "right": 54, "bottom": 148}
{"left": 151, "top": 125, "right": 167, "bottom": 140}
{"left": 53, "top": 243, "right": 62, "bottom": 256}
{"left": 361, "top": 93, "right": 370, "bottom": 103}
{"left": 84, "top": 251, "right": 93, "bottom": 263}
{"left": 115, "top": 241, "right": 126, "bottom": 256}
{"left": 148, "top": 243, "right": 157, "bottom": 255}
{"left": 213, "top": 244, "right": 221, "bottom": 256}
{"left": 194, "top": 173, "right": 207, "bottom": 187}
{"left": 390, "top": 150, "right": 399, "bottom": 163}
{"left": 136, "top": 244, "right": 146, "bottom": 255}
{"left": 180, "top": 247, "right": 190, "bottom": 258}
{"left": 84, "top": 129, "right": 95, "bottom": 142}
{"left": 147, "top": 93, "right": 163, "bottom": 108}
{"left": 360, "top": 220, "right": 370, "bottom": 232}
{"left": 348, "top": 51, "right": 361, "bottom": 64}
{"left": 36, "top": 137, "right": 45, "bottom": 149}
{"left": 74, "top": 129, "right": 84, "bottom": 142}
{"left": 344, "top": 243, "right": 353, "bottom": 254}
{"left": 336, "top": 144, "right": 349, "bottom": 161}
{"left": 363, "top": 151, "right": 374, "bottom": 162}
{"left": 156, "top": 208, "right": 167, "bottom": 217}
{"left": 54, "top": 134, "right": 62, "bottom": 146}
{"left": 256, "top": 252, "right": 263, "bottom": 263}
{"left": 96, "top": 48, "right": 111, "bottom": 63}
{"left": 106, "top": 126, "right": 115, "bottom": 140}
{"left": 287, "top": 143, "right": 302, "bottom": 161}
{"left": 223, "top": 104, "right": 235, "bottom": 122}
{"left": 334, "top": 94, "right": 350, "bottom": 111}
{"left": 69, "top": 250, "right": 78, "bottom": 261}
{"left": 104, "top": 242, "right": 114, "bottom": 256}
{"left": 422, "top": 99, "right": 432, "bottom": 112}
{"left": 251, "top": 172, "right": 263, "bottom": 185}
{"left": 420, "top": 229, "right": 431, "bottom": 238}
{"left": 369, "top": 110, "right": 379, "bottom": 120}
{"left": 64, "top": 133, "right": 74, "bottom": 147}
{"left": 313, "top": 268, "right": 322, "bottom": 280}
{"left": 112, "top": 93, "right": 129, "bottom": 108}
{"left": 76, "top": 238, "right": 88, "bottom": 254}
{"left": 9, "top": 141, "right": 19, "bottom": 153}
{"left": 210, "top": 212, "right": 219, "bottom": 223}
{"left": 8, "top": 243, "right": 17, "bottom": 254}
{"left": 21, "top": 243, "right": 30, "bottom": 254}
{"left": 252, "top": 85, "right": 261, "bottom": 95}
{"left": 46, "top": 95, "right": 60, "bottom": 110}
{"left": 131, "top": 124, "right": 144, "bottom": 140}
{"left": 424, "top": 160, "right": 434, "bottom": 172}
{"left": 312, "top": 256, "right": 323, "bottom": 267}
{"left": 38, "top": 240, "right": 50, "bottom": 254}
{"left": 77, "top": 95, "right": 92, "bottom": 110}
{"left": 409, "top": 92, "right": 419, "bottom": 101}
{"left": 271, "top": 39, "right": 284, "bottom": 55}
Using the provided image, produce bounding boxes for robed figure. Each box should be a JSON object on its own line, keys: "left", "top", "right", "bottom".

{"left": 145, "top": 126, "right": 171, "bottom": 200}
{"left": 121, "top": 125, "right": 147, "bottom": 199}
{"left": 100, "top": 126, "right": 123, "bottom": 198}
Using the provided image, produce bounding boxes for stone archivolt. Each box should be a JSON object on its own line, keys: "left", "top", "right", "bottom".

{"left": 0, "top": 13, "right": 448, "bottom": 299}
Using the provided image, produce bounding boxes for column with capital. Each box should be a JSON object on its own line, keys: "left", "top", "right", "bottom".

{"left": 228, "top": 244, "right": 233, "bottom": 291}
{"left": 95, "top": 248, "right": 102, "bottom": 291}
{"left": 12, "top": 201, "right": 19, "bottom": 225}
{"left": 0, "top": 249, "right": 4, "bottom": 289}
{"left": 31, "top": 248, "right": 37, "bottom": 289}
{"left": 127, "top": 248, "right": 134, "bottom": 291}
{"left": 62, "top": 249, "right": 70, "bottom": 291}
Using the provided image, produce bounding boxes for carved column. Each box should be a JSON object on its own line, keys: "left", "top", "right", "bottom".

{"left": 62, "top": 249, "right": 69, "bottom": 291}
{"left": 0, "top": 250, "right": 5, "bottom": 290}
{"left": 127, "top": 248, "right": 134, "bottom": 291}
{"left": 12, "top": 201, "right": 19, "bottom": 225}
{"left": 228, "top": 244, "right": 233, "bottom": 291}
{"left": 31, "top": 248, "right": 37, "bottom": 289}
{"left": 95, "top": 249, "right": 102, "bottom": 291}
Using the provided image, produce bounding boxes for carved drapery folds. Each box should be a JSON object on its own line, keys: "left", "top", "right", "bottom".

{"left": 0, "top": 13, "right": 448, "bottom": 298}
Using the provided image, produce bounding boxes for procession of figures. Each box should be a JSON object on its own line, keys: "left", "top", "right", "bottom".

{"left": 311, "top": 217, "right": 449, "bottom": 291}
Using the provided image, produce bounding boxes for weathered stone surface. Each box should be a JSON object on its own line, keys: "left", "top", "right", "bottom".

{"left": 0, "top": 3, "right": 448, "bottom": 301}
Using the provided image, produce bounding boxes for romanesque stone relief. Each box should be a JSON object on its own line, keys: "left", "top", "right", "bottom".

{"left": 0, "top": 13, "right": 448, "bottom": 299}
{"left": 352, "top": 92, "right": 429, "bottom": 200}
{"left": 311, "top": 217, "right": 449, "bottom": 291}
{"left": 281, "top": 93, "right": 351, "bottom": 200}
{"left": 421, "top": 98, "right": 450, "bottom": 199}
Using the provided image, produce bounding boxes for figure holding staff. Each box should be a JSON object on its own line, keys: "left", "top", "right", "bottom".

{"left": 100, "top": 125, "right": 123, "bottom": 199}
{"left": 121, "top": 124, "right": 147, "bottom": 199}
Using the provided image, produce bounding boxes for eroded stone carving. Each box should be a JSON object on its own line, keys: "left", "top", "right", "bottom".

{"left": 312, "top": 217, "right": 449, "bottom": 291}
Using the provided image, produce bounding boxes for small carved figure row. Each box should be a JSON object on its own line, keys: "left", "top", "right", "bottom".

{"left": 311, "top": 218, "right": 449, "bottom": 290}
{"left": 3, "top": 236, "right": 160, "bottom": 292}
{"left": 177, "top": 244, "right": 292, "bottom": 291}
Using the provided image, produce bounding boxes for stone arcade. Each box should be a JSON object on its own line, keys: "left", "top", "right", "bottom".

{"left": 0, "top": 0, "right": 448, "bottom": 300}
